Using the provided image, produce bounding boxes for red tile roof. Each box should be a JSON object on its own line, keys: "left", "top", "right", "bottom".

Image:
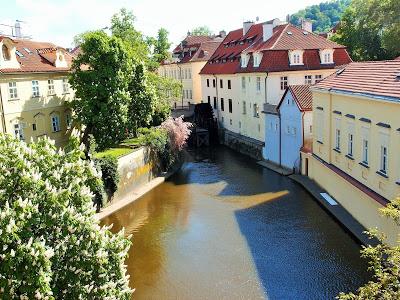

{"left": 395, "top": 56, "right": 400, "bottom": 61}
{"left": 0, "top": 37, "right": 72, "bottom": 73}
{"left": 278, "top": 85, "right": 313, "bottom": 111}
{"left": 314, "top": 60, "right": 400, "bottom": 101}
{"left": 200, "top": 22, "right": 351, "bottom": 75}
{"left": 172, "top": 35, "right": 215, "bottom": 53}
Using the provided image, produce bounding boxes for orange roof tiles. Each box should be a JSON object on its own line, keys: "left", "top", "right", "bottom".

{"left": 278, "top": 85, "right": 313, "bottom": 111}
{"left": 314, "top": 60, "right": 400, "bottom": 101}
{"left": 0, "top": 37, "right": 72, "bottom": 73}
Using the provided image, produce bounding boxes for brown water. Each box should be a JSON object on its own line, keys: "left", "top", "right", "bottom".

{"left": 102, "top": 146, "right": 370, "bottom": 300}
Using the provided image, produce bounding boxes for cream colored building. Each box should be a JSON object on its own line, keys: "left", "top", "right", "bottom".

{"left": 302, "top": 61, "right": 400, "bottom": 244}
{"left": 0, "top": 36, "right": 74, "bottom": 146}
{"left": 200, "top": 19, "right": 352, "bottom": 158}
{"left": 158, "top": 33, "right": 223, "bottom": 108}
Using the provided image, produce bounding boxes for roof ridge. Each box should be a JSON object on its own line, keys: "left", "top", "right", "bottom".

{"left": 270, "top": 24, "right": 290, "bottom": 50}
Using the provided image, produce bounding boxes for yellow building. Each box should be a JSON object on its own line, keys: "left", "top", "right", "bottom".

{"left": 0, "top": 36, "right": 74, "bottom": 146}
{"left": 158, "top": 33, "right": 223, "bottom": 108}
{"left": 302, "top": 60, "right": 400, "bottom": 244}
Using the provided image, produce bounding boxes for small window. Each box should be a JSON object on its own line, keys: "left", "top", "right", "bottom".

{"left": 32, "top": 80, "right": 40, "bottom": 97}
{"left": 242, "top": 101, "right": 247, "bottom": 114}
{"left": 32, "top": 123, "right": 37, "bottom": 131}
{"left": 15, "top": 50, "right": 24, "bottom": 58}
{"left": 280, "top": 76, "right": 288, "bottom": 90}
{"left": 8, "top": 82, "right": 18, "bottom": 100}
{"left": 220, "top": 79, "right": 223, "bottom": 89}
{"left": 207, "top": 79, "right": 210, "bottom": 87}
{"left": 315, "top": 75, "right": 322, "bottom": 83}
{"left": 212, "top": 79, "right": 216, "bottom": 88}
{"left": 51, "top": 115, "right": 61, "bottom": 132}
{"left": 304, "top": 75, "right": 312, "bottom": 85}
{"left": 228, "top": 80, "right": 231, "bottom": 89}
{"left": 380, "top": 146, "right": 388, "bottom": 174}
{"left": 220, "top": 98, "right": 224, "bottom": 111}
{"left": 207, "top": 96, "right": 211, "bottom": 104}
{"left": 62, "top": 78, "right": 70, "bottom": 93}
{"left": 362, "top": 139, "right": 369, "bottom": 165}
{"left": 66, "top": 113, "right": 72, "bottom": 128}
{"left": 23, "top": 47, "right": 32, "bottom": 54}
{"left": 256, "top": 77, "right": 261, "bottom": 92}
{"left": 241, "top": 77, "right": 246, "bottom": 90}
{"left": 189, "top": 90, "right": 192, "bottom": 100}
{"left": 13, "top": 123, "right": 24, "bottom": 140}
{"left": 48, "top": 79, "right": 55, "bottom": 95}
{"left": 348, "top": 133, "right": 354, "bottom": 157}
{"left": 253, "top": 103, "right": 259, "bottom": 118}
{"left": 230, "top": 119, "right": 232, "bottom": 125}
{"left": 335, "top": 128, "right": 341, "bottom": 150}
{"left": 213, "top": 97, "right": 217, "bottom": 109}
{"left": 228, "top": 99, "right": 232, "bottom": 113}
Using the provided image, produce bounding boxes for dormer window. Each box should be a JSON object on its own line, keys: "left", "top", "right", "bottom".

{"left": 289, "top": 50, "right": 304, "bottom": 66}
{"left": 241, "top": 53, "right": 249, "bottom": 68}
{"left": 319, "top": 49, "right": 334, "bottom": 64}
{"left": 2, "top": 45, "right": 11, "bottom": 61}
{"left": 253, "top": 52, "right": 262, "bottom": 67}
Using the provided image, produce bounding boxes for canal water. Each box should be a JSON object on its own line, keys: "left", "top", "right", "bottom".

{"left": 102, "top": 146, "right": 370, "bottom": 300}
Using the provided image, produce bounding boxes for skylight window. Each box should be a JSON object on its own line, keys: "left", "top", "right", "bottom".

{"left": 23, "top": 47, "right": 32, "bottom": 54}
{"left": 287, "top": 31, "right": 293, "bottom": 35}
{"left": 15, "top": 50, "right": 24, "bottom": 58}
{"left": 303, "top": 31, "right": 308, "bottom": 35}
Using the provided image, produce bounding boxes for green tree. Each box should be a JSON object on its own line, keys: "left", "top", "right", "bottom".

{"left": 153, "top": 28, "right": 172, "bottom": 64}
{"left": 338, "top": 196, "right": 400, "bottom": 299}
{"left": 290, "top": 0, "right": 351, "bottom": 33}
{"left": 0, "top": 134, "right": 131, "bottom": 299}
{"left": 191, "top": 26, "right": 213, "bottom": 36}
{"left": 69, "top": 31, "right": 132, "bottom": 150}
{"left": 332, "top": 0, "right": 400, "bottom": 61}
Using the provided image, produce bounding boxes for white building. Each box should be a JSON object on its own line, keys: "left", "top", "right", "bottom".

{"left": 199, "top": 19, "right": 351, "bottom": 159}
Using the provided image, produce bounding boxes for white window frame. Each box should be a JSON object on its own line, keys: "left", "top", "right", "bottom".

{"left": 253, "top": 103, "right": 259, "bottom": 118}
{"left": 305, "top": 75, "right": 312, "bottom": 85}
{"left": 315, "top": 75, "right": 322, "bottom": 83}
{"left": 319, "top": 49, "right": 334, "bottom": 64}
{"left": 362, "top": 139, "right": 369, "bottom": 165}
{"left": 348, "top": 133, "right": 354, "bottom": 156}
{"left": 32, "top": 80, "right": 40, "bottom": 97}
{"left": 256, "top": 77, "right": 261, "bottom": 92}
{"left": 242, "top": 101, "right": 246, "bottom": 115}
{"left": 66, "top": 113, "right": 72, "bottom": 128}
{"left": 289, "top": 50, "right": 304, "bottom": 66}
{"left": 241, "top": 76, "right": 246, "bottom": 90}
{"left": 280, "top": 76, "right": 288, "bottom": 90}
{"left": 380, "top": 145, "right": 388, "bottom": 174}
{"left": 241, "top": 54, "right": 249, "bottom": 68}
{"left": 13, "top": 122, "right": 24, "bottom": 140}
{"left": 48, "top": 79, "right": 55, "bottom": 95}
{"left": 62, "top": 78, "right": 70, "bottom": 93}
{"left": 8, "top": 82, "right": 18, "bottom": 100}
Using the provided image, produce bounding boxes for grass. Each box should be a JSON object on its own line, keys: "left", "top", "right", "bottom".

{"left": 94, "top": 137, "right": 142, "bottom": 159}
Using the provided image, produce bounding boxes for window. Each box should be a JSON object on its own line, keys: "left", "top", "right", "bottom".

{"left": 293, "top": 54, "right": 300, "bottom": 64}
{"left": 228, "top": 80, "right": 231, "bottom": 89}
{"left": 32, "top": 80, "right": 40, "bottom": 97}
{"left": 253, "top": 53, "right": 262, "bottom": 67}
{"left": 188, "top": 69, "right": 192, "bottom": 79}
{"left": 320, "top": 49, "right": 334, "bottom": 64}
{"left": 286, "top": 125, "right": 290, "bottom": 134}
{"left": 184, "top": 69, "right": 187, "bottom": 79}
{"left": 241, "top": 77, "right": 246, "bottom": 90}
{"left": 280, "top": 76, "right": 288, "bottom": 90}
{"left": 48, "top": 79, "right": 55, "bottom": 95}
{"left": 316, "top": 110, "right": 324, "bottom": 143}
{"left": 253, "top": 103, "right": 259, "bottom": 118}
{"left": 324, "top": 53, "right": 331, "bottom": 64}
{"left": 228, "top": 99, "right": 232, "bottom": 113}
{"left": 207, "top": 79, "right": 210, "bottom": 87}
{"left": 335, "top": 128, "right": 341, "bottom": 150}
{"left": 2, "top": 44, "right": 11, "bottom": 61}
{"left": 362, "top": 139, "right": 369, "bottom": 165}
{"left": 348, "top": 133, "right": 354, "bottom": 156}
{"left": 305, "top": 75, "right": 312, "bottom": 85}
{"left": 256, "top": 77, "right": 261, "bottom": 92}
{"left": 230, "top": 119, "right": 232, "bottom": 125}
{"left": 212, "top": 79, "right": 216, "bottom": 88}
{"left": 207, "top": 96, "right": 211, "bottom": 104}
{"left": 51, "top": 115, "right": 61, "bottom": 132}
{"left": 213, "top": 97, "right": 217, "bottom": 109}
{"left": 242, "top": 101, "right": 246, "bottom": 114}
{"left": 8, "top": 82, "right": 18, "bottom": 100}
{"left": 62, "top": 78, "right": 70, "bottom": 93}
{"left": 13, "top": 123, "right": 24, "bottom": 140}
{"left": 66, "top": 113, "right": 72, "bottom": 128}
{"left": 241, "top": 54, "right": 248, "bottom": 68}
{"left": 221, "top": 117, "right": 224, "bottom": 125}
{"left": 220, "top": 79, "right": 223, "bottom": 89}
{"left": 293, "top": 127, "right": 297, "bottom": 136}
{"left": 32, "top": 123, "right": 37, "bottom": 131}
{"left": 315, "top": 75, "right": 322, "bottom": 83}
{"left": 189, "top": 90, "right": 192, "bottom": 99}
{"left": 220, "top": 98, "right": 224, "bottom": 111}
{"left": 380, "top": 146, "right": 388, "bottom": 174}
{"left": 309, "top": 125, "right": 312, "bottom": 133}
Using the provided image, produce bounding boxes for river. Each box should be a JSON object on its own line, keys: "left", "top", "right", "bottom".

{"left": 101, "top": 146, "right": 370, "bottom": 300}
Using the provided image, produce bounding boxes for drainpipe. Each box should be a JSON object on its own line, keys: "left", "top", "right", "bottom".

{"left": 279, "top": 109, "right": 282, "bottom": 166}
{"left": 264, "top": 73, "right": 269, "bottom": 103}
{"left": 300, "top": 111, "right": 305, "bottom": 173}
{"left": 0, "top": 87, "right": 6, "bottom": 133}
{"left": 213, "top": 74, "right": 220, "bottom": 120}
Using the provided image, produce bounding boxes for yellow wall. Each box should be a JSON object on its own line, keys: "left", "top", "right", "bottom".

{"left": 306, "top": 89, "right": 400, "bottom": 244}
{"left": 0, "top": 73, "right": 74, "bottom": 147}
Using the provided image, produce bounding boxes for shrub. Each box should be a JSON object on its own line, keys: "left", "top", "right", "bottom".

{"left": 161, "top": 116, "right": 192, "bottom": 151}
{"left": 94, "top": 155, "right": 120, "bottom": 202}
{"left": 0, "top": 134, "right": 131, "bottom": 299}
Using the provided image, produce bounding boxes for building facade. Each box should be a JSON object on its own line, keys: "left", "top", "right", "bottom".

{"left": 200, "top": 19, "right": 351, "bottom": 158}
{"left": 302, "top": 61, "right": 400, "bottom": 244}
{"left": 158, "top": 34, "right": 223, "bottom": 108}
{"left": 0, "top": 36, "right": 74, "bottom": 146}
{"left": 264, "top": 85, "right": 313, "bottom": 170}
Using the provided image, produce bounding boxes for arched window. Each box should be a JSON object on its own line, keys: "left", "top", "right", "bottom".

{"left": 2, "top": 44, "right": 11, "bottom": 61}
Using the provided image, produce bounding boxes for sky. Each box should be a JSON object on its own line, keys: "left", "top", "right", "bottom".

{"left": 0, "top": 0, "right": 323, "bottom": 48}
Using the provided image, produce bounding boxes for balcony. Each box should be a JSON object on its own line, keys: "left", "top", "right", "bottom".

{"left": 262, "top": 103, "right": 278, "bottom": 115}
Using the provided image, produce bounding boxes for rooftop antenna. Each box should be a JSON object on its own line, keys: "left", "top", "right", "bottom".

{"left": 256, "top": 16, "right": 259, "bottom": 22}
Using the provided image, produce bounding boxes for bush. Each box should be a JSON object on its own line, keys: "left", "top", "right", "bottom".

{"left": 0, "top": 133, "right": 131, "bottom": 299}
{"left": 94, "top": 155, "right": 120, "bottom": 202}
{"left": 161, "top": 116, "right": 192, "bottom": 152}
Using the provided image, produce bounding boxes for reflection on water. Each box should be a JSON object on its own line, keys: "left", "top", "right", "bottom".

{"left": 102, "top": 146, "right": 370, "bottom": 300}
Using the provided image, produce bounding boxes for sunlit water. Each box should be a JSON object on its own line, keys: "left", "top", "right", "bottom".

{"left": 102, "top": 146, "right": 370, "bottom": 300}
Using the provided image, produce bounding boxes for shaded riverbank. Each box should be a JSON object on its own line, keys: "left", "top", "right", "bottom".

{"left": 102, "top": 146, "right": 371, "bottom": 299}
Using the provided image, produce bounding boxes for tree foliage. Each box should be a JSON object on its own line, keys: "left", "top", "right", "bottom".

{"left": 191, "top": 26, "right": 213, "bottom": 36}
{"left": 69, "top": 31, "right": 132, "bottom": 150}
{"left": 338, "top": 196, "right": 400, "bottom": 299}
{"left": 0, "top": 134, "right": 131, "bottom": 299}
{"left": 153, "top": 28, "right": 172, "bottom": 64}
{"left": 332, "top": 0, "right": 400, "bottom": 61}
{"left": 290, "top": 0, "right": 351, "bottom": 33}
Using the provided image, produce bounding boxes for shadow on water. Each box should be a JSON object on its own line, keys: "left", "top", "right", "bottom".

{"left": 102, "top": 145, "right": 371, "bottom": 300}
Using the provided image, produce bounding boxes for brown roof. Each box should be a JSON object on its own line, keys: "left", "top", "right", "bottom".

{"left": 278, "top": 85, "right": 313, "bottom": 111}
{"left": 172, "top": 35, "right": 214, "bottom": 53}
{"left": 0, "top": 37, "right": 72, "bottom": 74}
{"left": 314, "top": 60, "right": 400, "bottom": 101}
{"left": 395, "top": 56, "right": 400, "bottom": 61}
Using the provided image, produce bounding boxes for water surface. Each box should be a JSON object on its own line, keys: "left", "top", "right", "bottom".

{"left": 102, "top": 146, "right": 370, "bottom": 299}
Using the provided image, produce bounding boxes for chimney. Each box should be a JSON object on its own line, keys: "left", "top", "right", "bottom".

{"left": 301, "top": 19, "right": 313, "bottom": 32}
{"left": 243, "top": 21, "right": 254, "bottom": 35}
{"left": 14, "top": 21, "right": 22, "bottom": 38}
{"left": 219, "top": 30, "right": 226, "bottom": 38}
{"left": 263, "top": 22, "right": 273, "bottom": 42}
